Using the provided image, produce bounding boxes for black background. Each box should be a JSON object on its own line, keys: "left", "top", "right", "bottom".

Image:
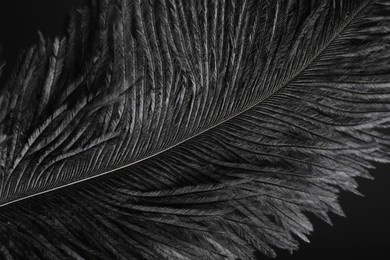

{"left": 0, "top": 1, "right": 389, "bottom": 259}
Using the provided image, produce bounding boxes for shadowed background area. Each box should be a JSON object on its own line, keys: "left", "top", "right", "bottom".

{"left": 0, "top": 1, "right": 389, "bottom": 259}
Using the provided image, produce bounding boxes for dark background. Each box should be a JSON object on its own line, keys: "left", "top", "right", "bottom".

{"left": 0, "top": 1, "right": 389, "bottom": 259}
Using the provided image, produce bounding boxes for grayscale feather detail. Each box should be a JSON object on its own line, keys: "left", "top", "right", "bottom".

{"left": 1, "top": 0, "right": 390, "bottom": 259}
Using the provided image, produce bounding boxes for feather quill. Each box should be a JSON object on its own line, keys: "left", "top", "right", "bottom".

{"left": 1, "top": 0, "right": 390, "bottom": 259}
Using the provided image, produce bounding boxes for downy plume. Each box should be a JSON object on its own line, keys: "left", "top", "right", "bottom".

{"left": 1, "top": 0, "right": 390, "bottom": 259}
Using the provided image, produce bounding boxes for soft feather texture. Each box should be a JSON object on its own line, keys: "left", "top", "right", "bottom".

{"left": 1, "top": 0, "right": 390, "bottom": 259}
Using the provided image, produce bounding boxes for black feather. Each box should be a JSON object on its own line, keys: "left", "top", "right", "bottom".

{"left": 1, "top": 0, "right": 390, "bottom": 259}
